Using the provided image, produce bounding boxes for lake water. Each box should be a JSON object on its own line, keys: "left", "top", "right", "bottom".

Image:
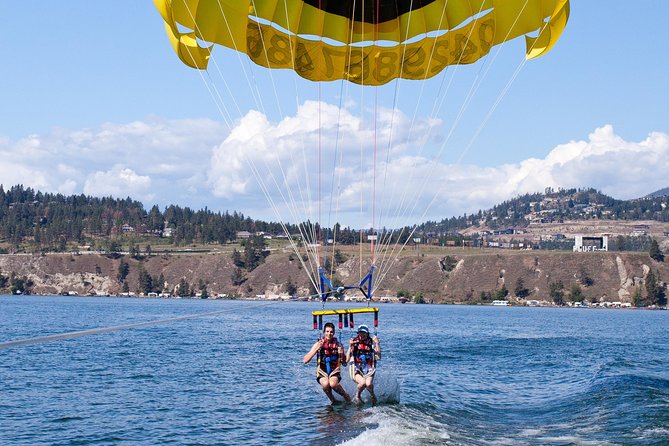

{"left": 1, "top": 296, "right": 668, "bottom": 445}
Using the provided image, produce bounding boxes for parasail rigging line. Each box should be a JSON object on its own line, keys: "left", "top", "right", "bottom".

{"left": 0, "top": 300, "right": 287, "bottom": 351}
{"left": 376, "top": 3, "right": 558, "bottom": 290}
{"left": 370, "top": 0, "right": 487, "bottom": 284}
{"left": 188, "top": 0, "right": 327, "bottom": 291}
{"left": 158, "top": 0, "right": 569, "bottom": 299}
{"left": 369, "top": 1, "right": 491, "bottom": 289}
{"left": 372, "top": 1, "right": 539, "bottom": 293}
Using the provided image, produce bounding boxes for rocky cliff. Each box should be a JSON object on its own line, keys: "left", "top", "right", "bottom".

{"left": 1, "top": 250, "right": 666, "bottom": 304}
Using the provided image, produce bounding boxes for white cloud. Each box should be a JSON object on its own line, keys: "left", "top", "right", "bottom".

{"left": 206, "top": 100, "right": 438, "bottom": 223}
{"left": 84, "top": 166, "right": 152, "bottom": 201}
{"left": 0, "top": 110, "right": 667, "bottom": 228}
{"left": 207, "top": 110, "right": 669, "bottom": 227}
{"left": 0, "top": 116, "right": 227, "bottom": 209}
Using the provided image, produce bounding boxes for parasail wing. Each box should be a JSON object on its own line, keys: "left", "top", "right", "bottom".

{"left": 154, "top": 0, "right": 570, "bottom": 85}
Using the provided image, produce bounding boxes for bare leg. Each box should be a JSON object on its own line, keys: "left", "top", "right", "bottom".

{"left": 365, "top": 376, "right": 377, "bottom": 405}
{"left": 353, "top": 373, "right": 366, "bottom": 404}
{"left": 319, "top": 376, "right": 336, "bottom": 404}
{"left": 329, "top": 376, "right": 352, "bottom": 403}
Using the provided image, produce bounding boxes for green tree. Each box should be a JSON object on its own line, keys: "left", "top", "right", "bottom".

{"left": 413, "top": 291, "right": 425, "bottom": 304}
{"left": 632, "top": 287, "right": 644, "bottom": 307}
{"left": 231, "top": 249, "right": 244, "bottom": 268}
{"left": 479, "top": 291, "right": 492, "bottom": 302}
{"left": 243, "top": 235, "right": 268, "bottom": 271}
{"left": 397, "top": 289, "right": 411, "bottom": 299}
{"left": 549, "top": 281, "right": 565, "bottom": 305}
{"left": 137, "top": 266, "right": 153, "bottom": 294}
{"left": 494, "top": 284, "right": 509, "bottom": 300}
{"left": 9, "top": 274, "right": 33, "bottom": 295}
{"left": 157, "top": 273, "right": 166, "bottom": 292}
{"left": 649, "top": 239, "right": 664, "bottom": 262}
{"left": 117, "top": 259, "right": 130, "bottom": 283}
{"left": 178, "top": 278, "right": 190, "bottom": 297}
{"left": 579, "top": 266, "right": 594, "bottom": 287}
{"left": 130, "top": 244, "right": 141, "bottom": 260}
{"left": 285, "top": 276, "right": 298, "bottom": 296}
{"left": 333, "top": 249, "right": 347, "bottom": 266}
{"left": 122, "top": 281, "right": 130, "bottom": 293}
{"left": 109, "top": 240, "right": 121, "bottom": 254}
{"left": 200, "top": 283, "right": 209, "bottom": 299}
{"left": 439, "top": 255, "right": 458, "bottom": 272}
{"left": 514, "top": 277, "right": 530, "bottom": 298}
{"left": 646, "top": 270, "right": 667, "bottom": 306}
{"left": 231, "top": 267, "right": 245, "bottom": 286}
{"left": 570, "top": 283, "right": 584, "bottom": 302}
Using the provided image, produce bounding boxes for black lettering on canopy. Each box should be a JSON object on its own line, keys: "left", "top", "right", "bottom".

{"left": 302, "top": 0, "right": 437, "bottom": 24}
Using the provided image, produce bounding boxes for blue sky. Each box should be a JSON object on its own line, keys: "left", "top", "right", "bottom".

{"left": 1, "top": 1, "right": 667, "bottom": 228}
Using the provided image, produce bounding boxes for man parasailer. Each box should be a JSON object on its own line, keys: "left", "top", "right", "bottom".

{"left": 346, "top": 324, "right": 381, "bottom": 404}
{"left": 303, "top": 322, "right": 352, "bottom": 404}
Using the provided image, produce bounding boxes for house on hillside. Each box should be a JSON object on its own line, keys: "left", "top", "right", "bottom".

{"left": 236, "top": 231, "right": 252, "bottom": 239}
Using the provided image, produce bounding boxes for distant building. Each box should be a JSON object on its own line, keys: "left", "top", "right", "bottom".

{"left": 236, "top": 231, "right": 252, "bottom": 239}
{"left": 573, "top": 235, "right": 608, "bottom": 252}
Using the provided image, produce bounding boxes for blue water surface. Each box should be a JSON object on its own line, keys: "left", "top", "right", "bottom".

{"left": 1, "top": 295, "right": 668, "bottom": 445}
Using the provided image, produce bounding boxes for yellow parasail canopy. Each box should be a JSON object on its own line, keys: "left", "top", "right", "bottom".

{"left": 154, "top": 0, "right": 569, "bottom": 86}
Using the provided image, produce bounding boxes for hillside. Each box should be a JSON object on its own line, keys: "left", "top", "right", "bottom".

{"left": 2, "top": 184, "right": 669, "bottom": 256}
{"left": 1, "top": 249, "right": 667, "bottom": 305}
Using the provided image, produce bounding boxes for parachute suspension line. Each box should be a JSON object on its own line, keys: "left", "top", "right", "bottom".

{"left": 402, "top": 0, "right": 535, "bottom": 228}
{"left": 318, "top": 81, "right": 323, "bottom": 267}
{"left": 278, "top": 0, "right": 320, "bottom": 274}
{"left": 373, "top": 0, "right": 418, "bottom": 282}
{"left": 251, "top": 1, "right": 324, "bottom": 288}
{"left": 314, "top": 0, "right": 326, "bottom": 296}
{"left": 379, "top": 0, "right": 485, "bottom": 239}
{"left": 249, "top": 1, "right": 284, "bottom": 118}
{"left": 374, "top": 2, "right": 540, "bottom": 292}
{"left": 370, "top": 0, "right": 454, "bottom": 290}
{"left": 172, "top": 5, "right": 235, "bottom": 131}
{"left": 373, "top": 0, "right": 497, "bottom": 294}
{"left": 375, "top": 0, "right": 447, "bottom": 237}
{"left": 322, "top": 1, "right": 364, "bottom": 302}
{"left": 455, "top": 5, "right": 549, "bottom": 165}
{"left": 256, "top": 0, "right": 321, "bottom": 278}
{"left": 371, "top": 0, "right": 381, "bottom": 267}
{"left": 371, "top": 0, "right": 457, "bottom": 289}
{"left": 325, "top": 79, "right": 347, "bottom": 284}
{"left": 247, "top": 20, "right": 322, "bottom": 289}
{"left": 190, "top": 0, "right": 322, "bottom": 292}
{"left": 208, "top": 0, "right": 266, "bottom": 115}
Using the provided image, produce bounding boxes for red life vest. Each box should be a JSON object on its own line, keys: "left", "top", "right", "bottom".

{"left": 351, "top": 335, "right": 375, "bottom": 367}
{"left": 318, "top": 337, "right": 340, "bottom": 368}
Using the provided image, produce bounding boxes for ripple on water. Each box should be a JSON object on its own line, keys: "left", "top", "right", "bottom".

{"left": 1, "top": 298, "right": 669, "bottom": 445}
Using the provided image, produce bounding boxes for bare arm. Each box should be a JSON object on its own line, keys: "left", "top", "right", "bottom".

{"left": 345, "top": 338, "right": 354, "bottom": 364}
{"left": 373, "top": 336, "right": 381, "bottom": 359}
{"left": 303, "top": 340, "right": 322, "bottom": 364}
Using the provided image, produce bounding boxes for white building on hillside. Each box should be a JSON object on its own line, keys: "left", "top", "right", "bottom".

{"left": 573, "top": 235, "right": 608, "bottom": 252}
